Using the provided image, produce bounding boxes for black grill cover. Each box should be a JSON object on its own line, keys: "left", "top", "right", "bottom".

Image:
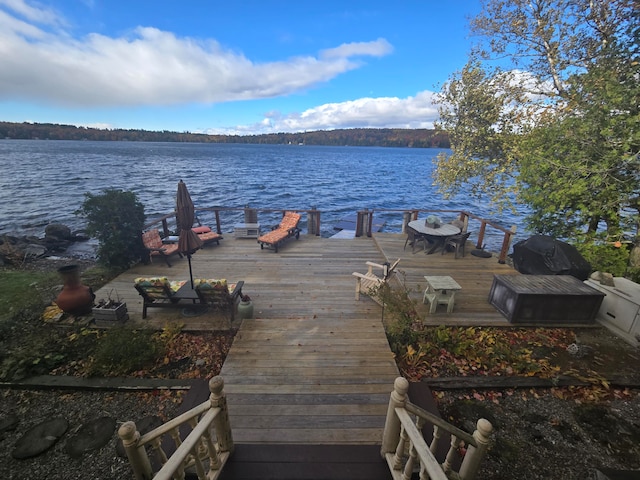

{"left": 512, "top": 235, "right": 592, "bottom": 281}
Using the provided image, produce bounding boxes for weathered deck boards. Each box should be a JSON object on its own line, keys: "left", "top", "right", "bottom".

{"left": 91, "top": 232, "right": 522, "bottom": 445}
{"left": 372, "top": 232, "right": 519, "bottom": 325}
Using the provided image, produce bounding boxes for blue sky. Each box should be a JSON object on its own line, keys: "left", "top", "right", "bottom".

{"left": 0, "top": 0, "right": 481, "bottom": 135}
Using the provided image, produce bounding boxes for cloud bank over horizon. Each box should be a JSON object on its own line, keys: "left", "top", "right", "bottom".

{"left": 0, "top": 0, "right": 443, "bottom": 134}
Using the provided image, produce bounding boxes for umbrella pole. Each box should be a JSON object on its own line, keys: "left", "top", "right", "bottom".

{"left": 187, "top": 254, "right": 194, "bottom": 289}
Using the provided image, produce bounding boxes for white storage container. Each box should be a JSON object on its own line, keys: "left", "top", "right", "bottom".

{"left": 585, "top": 277, "right": 640, "bottom": 346}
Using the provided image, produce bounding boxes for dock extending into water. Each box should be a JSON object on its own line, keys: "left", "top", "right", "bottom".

{"left": 94, "top": 232, "right": 515, "bottom": 445}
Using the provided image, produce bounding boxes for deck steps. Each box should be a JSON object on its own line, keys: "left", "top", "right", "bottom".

{"left": 217, "top": 444, "right": 392, "bottom": 480}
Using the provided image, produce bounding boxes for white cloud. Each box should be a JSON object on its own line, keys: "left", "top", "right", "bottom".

{"left": 320, "top": 38, "right": 393, "bottom": 60}
{"left": 208, "top": 90, "right": 439, "bottom": 134}
{"left": 0, "top": 2, "right": 392, "bottom": 108}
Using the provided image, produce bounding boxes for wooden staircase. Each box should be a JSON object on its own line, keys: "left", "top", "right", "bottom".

{"left": 218, "top": 444, "right": 391, "bottom": 480}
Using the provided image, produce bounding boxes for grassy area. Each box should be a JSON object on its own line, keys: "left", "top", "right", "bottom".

{"left": 0, "top": 264, "right": 235, "bottom": 382}
{"left": 0, "top": 269, "right": 58, "bottom": 321}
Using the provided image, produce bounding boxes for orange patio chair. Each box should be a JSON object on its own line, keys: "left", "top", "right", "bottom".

{"left": 142, "top": 230, "right": 183, "bottom": 267}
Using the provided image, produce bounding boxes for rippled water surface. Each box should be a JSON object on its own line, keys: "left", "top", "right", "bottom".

{"left": 0, "top": 140, "right": 530, "bottom": 250}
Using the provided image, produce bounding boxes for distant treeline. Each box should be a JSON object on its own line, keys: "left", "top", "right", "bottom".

{"left": 0, "top": 121, "right": 449, "bottom": 148}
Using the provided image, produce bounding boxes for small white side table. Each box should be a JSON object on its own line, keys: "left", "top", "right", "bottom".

{"left": 423, "top": 275, "right": 462, "bottom": 314}
{"left": 234, "top": 223, "right": 261, "bottom": 239}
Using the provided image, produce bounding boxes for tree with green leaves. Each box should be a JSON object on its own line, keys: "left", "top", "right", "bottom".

{"left": 435, "top": 0, "right": 639, "bottom": 276}
{"left": 76, "top": 189, "right": 147, "bottom": 270}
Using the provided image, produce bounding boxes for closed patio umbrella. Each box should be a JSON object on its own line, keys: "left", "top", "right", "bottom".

{"left": 176, "top": 180, "right": 203, "bottom": 288}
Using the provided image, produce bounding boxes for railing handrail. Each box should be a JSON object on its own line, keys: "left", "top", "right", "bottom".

{"left": 119, "top": 376, "right": 233, "bottom": 480}
{"left": 382, "top": 377, "right": 493, "bottom": 480}
{"left": 142, "top": 205, "right": 516, "bottom": 262}
{"left": 393, "top": 407, "right": 449, "bottom": 480}
{"left": 404, "top": 402, "right": 475, "bottom": 446}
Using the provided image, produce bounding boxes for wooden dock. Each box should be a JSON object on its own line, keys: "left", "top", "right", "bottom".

{"left": 93, "top": 233, "right": 516, "bottom": 445}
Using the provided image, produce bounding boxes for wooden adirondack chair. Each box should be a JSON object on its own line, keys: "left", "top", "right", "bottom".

{"left": 353, "top": 258, "right": 401, "bottom": 306}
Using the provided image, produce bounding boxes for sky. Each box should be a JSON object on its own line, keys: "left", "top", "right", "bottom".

{"left": 0, "top": 0, "right": 482, "bottom": 135}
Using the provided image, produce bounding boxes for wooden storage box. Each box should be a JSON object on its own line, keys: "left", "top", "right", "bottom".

{"left": 489, "top": 274, "right": 604, "bottom": 324}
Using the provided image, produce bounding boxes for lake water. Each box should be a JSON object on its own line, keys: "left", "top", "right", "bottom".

{"left": 0, "top": 140, "right": 531, "bottom": 251}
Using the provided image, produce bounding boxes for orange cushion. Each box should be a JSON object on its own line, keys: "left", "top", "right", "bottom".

{"left": 142, "top": 230, "right": 163, "bottom": 249}
{"left": 192, "top": 226, "right": 212, "bottom": 234}
{"left": 258, "top": 229, "right": 289, "bottom": 244}
{"left": 199, "top": 231, "right": 221, "bottom": 242}
{"left": 279, "top": 212, "right": 301, "bottom": 230}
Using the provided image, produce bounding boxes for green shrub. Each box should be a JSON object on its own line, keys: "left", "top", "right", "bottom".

{"left": 575, "top": 241, "right": 630, "bottom": 277}
{"left": 76, "top": 189, "right": 147, "bottom": 269}
{"left": 87, "top": 327, "right": 163, "bottom": 376}
{"left": 375, "top": 281, "right": 421, "bottom": 354}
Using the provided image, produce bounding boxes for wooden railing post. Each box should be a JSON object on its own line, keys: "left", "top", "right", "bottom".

{"left": 214, "top": 209, "right": 222, "bottom": 234}
{"left": 244, "top": 205, "right": 258, "bottom": 224}
{"left": 355, "top": 210, "right": 365, "bottom": 237}
{"left": 209, "top": 375, "right": 234, "bottom": 455}
{"left": 118, "top": 421, "right": 153, "bottom": 480}
{"left": 161, "top": 218, "right": 171, "bottom": 237}
{"left": 307, "top": 206, "right": 321, "bottom": 236}
{"left": 401, "top": 211, "right": 412, "bottom": 233}
{"left": 497, "top": 226, "right": 517, "bottom": 264}
{"left": 458, "top": 419, "right": 493, "bottom": 480}
{"left": 381, "top": 376, "right": 409, "bottom": 456}
{"left": 476, "top": 220, "right": 487, "bottom": 249}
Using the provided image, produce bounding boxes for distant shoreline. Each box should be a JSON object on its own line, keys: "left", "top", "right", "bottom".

{"left": 0, "top": 121, "right": 450, "bottom": 149}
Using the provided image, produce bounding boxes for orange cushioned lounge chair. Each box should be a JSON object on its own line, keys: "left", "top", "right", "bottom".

{"left": 142, "top": 230, "right": 183, "bottom": 267}
{"left": 192, "top": 225, "right": 223, "bottom": 246}
{"left": 257, "top": 211, "right": 301, "bottom": 253}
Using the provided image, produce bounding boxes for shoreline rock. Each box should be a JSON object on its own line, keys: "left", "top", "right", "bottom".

{"left": 0, "top": 223, "right": 95, "bottom": 268}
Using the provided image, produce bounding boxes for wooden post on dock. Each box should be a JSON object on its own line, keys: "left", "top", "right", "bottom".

{"left": 244, "top": 205, "right": 258, "bottom": 224}
{"left": 498, "top": 226, "right": 517, "bottom": 264}
{"left": 356, "top": 209, "right": 372, "bottom": 237}
{"left": 307, "top": 206, "right": 321, "bottom": 236}
{"left": 402, "top": 211, "right": 412, "bottom": 233}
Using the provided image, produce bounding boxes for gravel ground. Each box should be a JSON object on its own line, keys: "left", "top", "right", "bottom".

{"left": 1, "top": 388, "right": 184, "bottom": 480}
{"left": 439, "top": 389, "right": 640, "bottom": 479}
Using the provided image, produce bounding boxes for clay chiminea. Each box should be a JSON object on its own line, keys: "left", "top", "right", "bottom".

{"left": 55, "top": 265, "right": 95, "bottom": 315}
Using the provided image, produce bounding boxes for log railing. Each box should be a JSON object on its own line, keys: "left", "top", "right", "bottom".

{"left": 118, "top": 376, "right": 233, "bottom": 480}
{"left": 381, "top": 377, "right": 493, "bottom": 480}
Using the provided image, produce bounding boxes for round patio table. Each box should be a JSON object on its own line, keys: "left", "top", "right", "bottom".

{"left": 408, "top": 220, "right": 460, "bottom": 254}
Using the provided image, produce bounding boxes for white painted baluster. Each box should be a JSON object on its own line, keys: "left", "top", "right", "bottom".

{"left": 202, "top": 426, "right": 221, "bottom": 470}
{"left": 430, "top": 424, "right": 441, "bottom": 455}
{"left": 393, "top": 424, "right": 408, "bottom": 470}
{"left": 168, "top": 426, "right": 186, "bottom": 478}
{"left": 191, "top": 445, "right": 207, "bottom": 479}
{"left": 441, "top": 434, "right": 459, "bottom": 474}
{"left": 402, "top": 442, "right": 417, "bottom": 480}
{"left": 151, "top": 436, "right": 168, "bottom": 468}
